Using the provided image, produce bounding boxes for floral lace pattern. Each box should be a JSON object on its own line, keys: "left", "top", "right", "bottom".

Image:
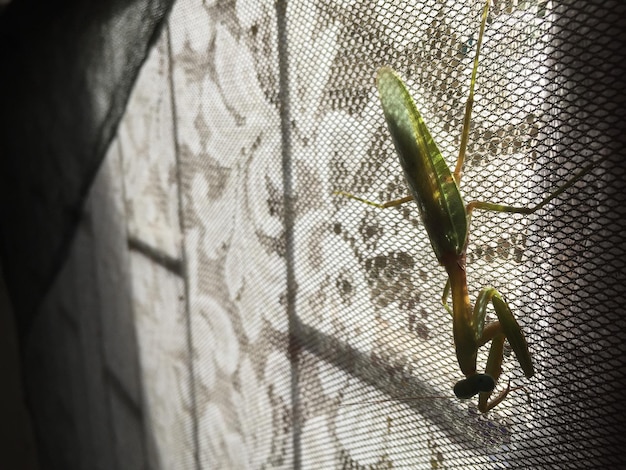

{"left": 114, "top": 0, "right": 618, "bottom": 468}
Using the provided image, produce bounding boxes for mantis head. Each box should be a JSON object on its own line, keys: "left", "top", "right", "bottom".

{"left": 453, "top": 374, "right": 495, "bottom": 399}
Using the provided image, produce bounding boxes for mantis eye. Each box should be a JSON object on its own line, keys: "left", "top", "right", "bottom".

{"left": 454, "top": 374, "right": 495, "bottom": 399}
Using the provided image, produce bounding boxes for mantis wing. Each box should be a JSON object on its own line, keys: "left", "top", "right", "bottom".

{"left": 376, "top": 67, "right": 468, "bottom": 263}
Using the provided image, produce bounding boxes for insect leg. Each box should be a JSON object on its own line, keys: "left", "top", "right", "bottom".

{"left": 334, "top": 191, "right": 413, "bottom": 209}
{"left": 475, "top": 287, "right": 534, "bottom": 378}
{"left": 442, "top": 278, "right": 452, "bottom": 316}
{"left": 466, "top": 154, "right": 609, "bottom": 217}
{"left": 454, "top": 0, "right": 491, "bottom": 185}
{"left": 472, "top": 287, "right": 534, "bottom": 410}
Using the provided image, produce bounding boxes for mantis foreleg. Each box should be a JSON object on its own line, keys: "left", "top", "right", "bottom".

{"left": 445, "top": 281, "right": 534, "bottom": 411}
{"left": 475, "top": 287, "right": 534, "bottom": 411}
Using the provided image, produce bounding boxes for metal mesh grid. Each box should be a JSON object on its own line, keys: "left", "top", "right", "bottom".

{"left": 283, "top": 0, "right": 625, "bottom": 467}
{"left": 171, "top": 0, "right": 626, "bottom": 467}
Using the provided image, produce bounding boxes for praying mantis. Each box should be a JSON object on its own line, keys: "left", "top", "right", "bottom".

{"left": 337, "top": 0, "right": 607, "bottom": 412}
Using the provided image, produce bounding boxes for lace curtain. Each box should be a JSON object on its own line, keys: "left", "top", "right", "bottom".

{"left": 8, "top": 0, "right": 625, "bottom": 468}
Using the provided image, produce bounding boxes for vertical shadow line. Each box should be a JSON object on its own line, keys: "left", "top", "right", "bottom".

{"left": 276, "top": 1, "right": 302, "bottom": 468}
{"left": 165, "top": 23, "right": 201, "bottom": 470}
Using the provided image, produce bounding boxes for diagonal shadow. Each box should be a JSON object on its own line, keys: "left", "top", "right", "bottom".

{"left": 293, "top": 317, "right": 512, "bottom": 449}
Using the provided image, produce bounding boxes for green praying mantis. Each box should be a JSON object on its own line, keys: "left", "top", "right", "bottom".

{"left": 337, "top": 0, "right": 607, "bottom": 412}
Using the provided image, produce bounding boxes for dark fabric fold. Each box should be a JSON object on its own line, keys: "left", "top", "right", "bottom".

{"left": 0, "top": 0, "right": 174, "bottom": 337}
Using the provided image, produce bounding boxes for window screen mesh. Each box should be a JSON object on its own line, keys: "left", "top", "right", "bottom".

{"left": 165, "top": 0, "right": 625, "bottom": 468}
